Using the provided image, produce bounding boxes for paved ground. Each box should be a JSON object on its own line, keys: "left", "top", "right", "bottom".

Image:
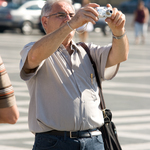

{"left": 0, "top": 25, "right": 150, "bottom": 150}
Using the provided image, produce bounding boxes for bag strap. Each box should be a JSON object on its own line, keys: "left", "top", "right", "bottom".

{"left": 77, "top": 42, "right": 106, "bottom": 109}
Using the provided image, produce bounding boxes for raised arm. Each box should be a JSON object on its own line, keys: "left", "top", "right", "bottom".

{"left": 105, "top": 4, "right": 129, "bottom": 68}
{"left": 23, "top": 2, "right": 99, "bottom": 73}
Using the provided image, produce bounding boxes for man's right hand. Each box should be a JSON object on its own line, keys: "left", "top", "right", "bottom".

{"left": 69, "top": 3, "right": 99, "bottom": 30}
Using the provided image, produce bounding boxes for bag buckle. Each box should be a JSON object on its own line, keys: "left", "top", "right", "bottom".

{"left": 102, "top": 109, "right": 111, "bottom": 123}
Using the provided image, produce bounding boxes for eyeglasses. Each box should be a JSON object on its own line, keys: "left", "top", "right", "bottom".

{"left": 45, "top": 12, "right": 75, "bottom": 19}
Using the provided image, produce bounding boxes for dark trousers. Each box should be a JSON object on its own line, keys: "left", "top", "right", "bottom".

{"left": 32, "top": 132, "right": 105, "bottom": 150}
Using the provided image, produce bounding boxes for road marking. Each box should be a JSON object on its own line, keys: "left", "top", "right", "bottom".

{"left": 116, "top": 72, "right": 150, "bottom": 77}
{"left": 117, "top": 124, "right": 150, "bottom": 131}
{"left": 121, "top": 142, "right": 150, "bottom": 150}
{"left": 0, "top": 132, "right": 34, "bottom": 140}
{"left": 0, "top": 146, "right": 30, "bottom": 150}
{"left": 103, "top": 82, "right": 150, "bottom": 89}
{"left": 113, "top": 116, "right": 150, "bottom": 123}
{"left": 113, "top": 109, "right": 150, "bottom": 117}
{"left": 17, "top": 100, "right": 29, "bottom": 105}
{"left": 0, "top": 124, "right": 28, "bottom": 131}
{"left": 103, "top": 89, "right": 150, "bottom": 98}
{"left": 15, "top": 92, "right": 29, "bottom": 97}
{"left": 118, "top": 132, "right": 150, "bottom": 141}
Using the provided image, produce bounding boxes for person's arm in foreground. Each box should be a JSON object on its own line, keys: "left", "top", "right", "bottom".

{"left": 0, "top": 105, "right": 19, "bottom": 124}
{"left": 0, "top": 56, "right": 19, "bottom": 124}
{"left": 105, "top": 4, "right": 129, "bottom": 68}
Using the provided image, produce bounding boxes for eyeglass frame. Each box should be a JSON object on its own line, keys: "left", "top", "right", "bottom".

{"left": 44, "top": 12, "right": 75, "bottom": 19}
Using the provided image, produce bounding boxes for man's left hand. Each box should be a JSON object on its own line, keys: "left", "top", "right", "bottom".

{"left": 105, "top": 4, "right": 126, "bottom": 36}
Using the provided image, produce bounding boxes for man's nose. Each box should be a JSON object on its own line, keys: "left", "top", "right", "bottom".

{"left": 65, "top": 14, "right": 72, "bottom": 21}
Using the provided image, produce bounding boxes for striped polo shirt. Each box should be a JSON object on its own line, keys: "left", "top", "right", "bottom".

{"left": 0, "top": 56, "right": 16, "bottom": 108}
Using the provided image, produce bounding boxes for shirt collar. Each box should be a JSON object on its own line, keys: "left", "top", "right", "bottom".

{"left": 58, "top": 40, "right": 81, "bottom": 53}
{"left": 71, "top": 40, "right": 82, "bottom": 53}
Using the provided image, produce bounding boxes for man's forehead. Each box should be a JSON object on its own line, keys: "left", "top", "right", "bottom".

{"left": 51, "top": 1, "right": 74, "bottom": 13}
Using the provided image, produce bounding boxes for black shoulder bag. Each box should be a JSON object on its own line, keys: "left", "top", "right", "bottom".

{"left": 77, "top": 42, "right": 122, "bottom": 150}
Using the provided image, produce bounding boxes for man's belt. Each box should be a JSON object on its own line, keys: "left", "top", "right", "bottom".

{"left": 43, "top": 128, "right": 101, "bottom": 138}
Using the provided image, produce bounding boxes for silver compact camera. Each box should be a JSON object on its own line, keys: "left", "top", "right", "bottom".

{"left": 96, "top": 7, "right": 113, "bottom": 18}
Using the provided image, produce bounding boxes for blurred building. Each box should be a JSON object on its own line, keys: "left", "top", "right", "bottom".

{"left": 92, "top": 0, "right": 125, "bottom": 7}
{"left": 4, "top": 0, "right": 128, "bottom": 8}
{"left": 74, "top": 0, "right": 126, "bottom": 7}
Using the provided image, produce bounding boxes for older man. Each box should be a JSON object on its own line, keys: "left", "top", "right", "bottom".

{"left": 20, "top": 0, "right": 129, "bottom": 149}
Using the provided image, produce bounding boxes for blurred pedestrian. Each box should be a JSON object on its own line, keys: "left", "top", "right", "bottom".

{"left": 133, "top": 0, "right": 149, "bottom": 44}
{"left": 0, "top": 56, "right": 19, "bottom": 124}
{"left": 77, "top": 0, "right": 94, "bottom": 42}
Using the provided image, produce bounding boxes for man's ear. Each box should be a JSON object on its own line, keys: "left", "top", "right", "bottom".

{"left": 41, "top": 16, "right": 48, "bottom": 31}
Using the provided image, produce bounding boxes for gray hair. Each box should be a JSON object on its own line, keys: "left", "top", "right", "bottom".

{"left": 41, "top": 0, "right": 74, "bottom": 17}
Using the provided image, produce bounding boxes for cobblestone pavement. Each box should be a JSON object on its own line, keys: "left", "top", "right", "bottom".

{"left": 0, "top": 28, "right": 150, "bottom": 150}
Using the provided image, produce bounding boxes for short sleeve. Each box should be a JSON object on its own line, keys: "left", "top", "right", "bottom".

{"left": 0, "top": 56, "right": 16, "bottom": 108}
{"left": 87, "top": 43, "right": 120, "bottom": 81}
{"left": 19, "top": 42, "right": 45, "bottom": 81}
